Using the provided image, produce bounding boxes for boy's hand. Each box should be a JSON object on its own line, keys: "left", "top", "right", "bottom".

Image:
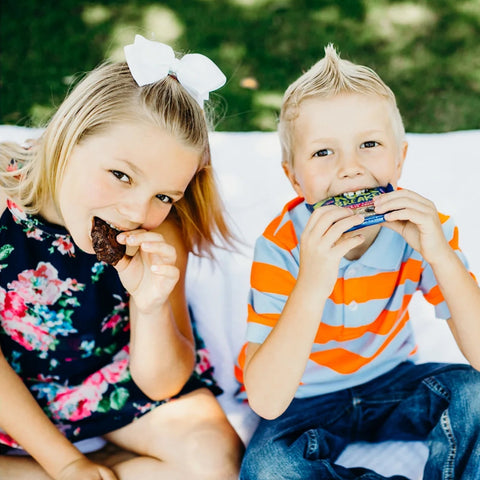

{"left": 56, "top": 457, "right": 117, "bottom": 480}
{"left": 374, "top": 189, "right": 450, "bottom": 264}
{"left": 298, "top": 205, "right": 365, "bottom": 295}
{"left": 114, "top": 230, "right": 179, "bottom": 312}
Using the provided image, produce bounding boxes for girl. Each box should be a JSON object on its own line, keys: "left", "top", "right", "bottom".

{"left": 0, "top": 35, "right": 243, "bottom": 479}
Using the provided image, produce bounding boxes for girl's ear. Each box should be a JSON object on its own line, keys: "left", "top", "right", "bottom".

{"left": 282, "top": 161, "right": 305, "bottom": 198}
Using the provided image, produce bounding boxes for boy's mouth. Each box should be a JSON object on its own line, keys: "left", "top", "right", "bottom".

{"left": 305, "top": 184, "right": 395, "bottom": 231}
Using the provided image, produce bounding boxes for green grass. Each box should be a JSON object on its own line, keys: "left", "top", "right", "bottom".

{"left": 1, "top": 0, "right": 480, "bottom": 132}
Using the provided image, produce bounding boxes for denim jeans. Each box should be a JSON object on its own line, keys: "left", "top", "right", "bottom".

{"left": 240, "top": 362, "right": 480, "bottom": 479}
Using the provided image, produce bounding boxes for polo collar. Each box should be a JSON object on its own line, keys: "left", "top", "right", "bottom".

{"left": 339, "top": 227, "right": 405, "bottom": 271}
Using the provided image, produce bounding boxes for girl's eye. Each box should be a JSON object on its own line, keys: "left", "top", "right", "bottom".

{"left": 156, "top": 194, "right": 173, "bottom": 204}
{"left": 313, "top": 148, "right": 333, "bottom": 157}
{"left": 361, "top": 141, "right": 379, "bottom": 148}
{"left": 111, "top": 170, "right": 131, "bottom": 183}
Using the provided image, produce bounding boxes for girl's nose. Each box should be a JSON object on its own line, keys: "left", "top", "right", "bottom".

{"left": 118, "top": 196, "right": 152, "bottom": 226}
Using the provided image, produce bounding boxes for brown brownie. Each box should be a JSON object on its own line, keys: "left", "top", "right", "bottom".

{"left": 91, "top": 217, "right": 126, "bottom": 265}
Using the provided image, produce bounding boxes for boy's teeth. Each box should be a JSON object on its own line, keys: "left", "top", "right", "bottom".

{"left": 344, "top": 189, "right": 367, "bottom": 197}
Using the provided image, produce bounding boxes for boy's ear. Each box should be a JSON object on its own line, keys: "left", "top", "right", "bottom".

{"left": 396, "top": 141, "right": 408, "bottom": 174}
{"left": 282, "top": 161, "right": 305, "bottom": 198}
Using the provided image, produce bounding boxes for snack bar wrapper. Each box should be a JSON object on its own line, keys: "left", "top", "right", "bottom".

{"left": 306, "top": 184, "right": 394, "bottom": 232}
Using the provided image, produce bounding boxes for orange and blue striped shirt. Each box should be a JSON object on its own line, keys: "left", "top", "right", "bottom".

{"left": 236, "top": 197, "right": 469, "bottom": 398}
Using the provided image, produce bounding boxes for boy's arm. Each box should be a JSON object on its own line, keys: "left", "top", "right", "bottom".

{"left": 243, "top": 206, "right": 364, "bottom": 419}
{"left": 375, "top": 189, "right": 480, "bottom": 369}
{"left": 430, "top": 249, "right": 480, "bottom": 369}
{"left": 243, "top": 276, "right": 331, "bottom": 419}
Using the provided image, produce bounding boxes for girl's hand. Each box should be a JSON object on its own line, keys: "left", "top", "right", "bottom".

{"left": 56, "top": 457, "right": 117, "bottom": 480}
{"left": 298, "top": 205, "right": 365, "bottom": 295}
{"left": 374, "top": 188, "right": 450, "bottom": 264}
{"left": 114, "top": 229, "right": 179, "bottom": 312}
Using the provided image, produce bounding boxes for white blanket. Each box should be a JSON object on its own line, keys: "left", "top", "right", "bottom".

{"left": 2, "top": 126, "right": 479, "bottom": 479}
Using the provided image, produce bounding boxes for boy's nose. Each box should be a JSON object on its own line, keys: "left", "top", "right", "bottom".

{"left": 338, "top": 153, "right": 364, "bottom": 177}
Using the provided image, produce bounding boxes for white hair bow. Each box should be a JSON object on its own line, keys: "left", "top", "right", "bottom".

{"left": 124, "top": 35, "right": 226, "bottom": 108}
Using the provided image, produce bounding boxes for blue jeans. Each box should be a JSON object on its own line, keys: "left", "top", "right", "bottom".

{"left": 240, "top": 362, "right": 480, "bottom": 479}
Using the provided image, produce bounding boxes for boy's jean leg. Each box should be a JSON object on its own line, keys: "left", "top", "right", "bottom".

{"left": 240, "top": 362, "right": 480, "bottom": 480}
{"left": 240, "top": 362, "right": 412, "bottom": 480}
{"left": 420, "top": 365, "right": 480, "bottom": 479}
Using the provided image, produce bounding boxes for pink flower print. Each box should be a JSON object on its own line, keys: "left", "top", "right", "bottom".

{"left": 6, "top": 159, "right": 19, "bottom": 173}
{"left": 1, "top": 266, "right": 80, "bottom": 353}
{"left": 7, "top": 199, "right": 27, "bottom": 222}
{"left": 85, "top": 370, "right": 108, "bottom": 389}
{"left": 4, "top": 315, "right": 53, "bottom": 352}
{"left": 101, "top": 313, "right": 123, "bottom": 332}
{"left": 0, "top": 289, "right": 56, "bottom": 352}
{"left": 101, "top": 297, "right": 129, "bottom": 333}
{"left": 195, "top": 348, "right": 212, "bottom": 375}
{"left": 1, "top": 290, "right": 27, "bottom": 319}
{"left": 52, "top": 235, "right": 75, "bottom": 257}
{"left": 102, "top": 356, "right": 129, "bottom": 384}
{"left": 0, "top": 430, "right": 20, "bottom": 449}
{"left": 49, "top": 373, "right": 109, "bottom": 422}
{"left": 25, "top": 226, "right": 44, "bottom": 241}
{"left": 133, "top": 402, "right": 155, "bottom": 415}
{"left": 9, "top": 262, "right": 65, "bottom": 305}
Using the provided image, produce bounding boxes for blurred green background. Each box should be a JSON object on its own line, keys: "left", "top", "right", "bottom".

{"left": 1, "top": 0, "right": 479, "bottom": 132}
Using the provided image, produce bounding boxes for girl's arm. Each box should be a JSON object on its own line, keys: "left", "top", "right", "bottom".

{"left": 119, "top": 218, "right": 196, "bottom": 400}
{"left": 0, "top": 350, "right": 116, "bottom": 479}
{"left": 0, "top": 190, "right": 86, "bottom": 476}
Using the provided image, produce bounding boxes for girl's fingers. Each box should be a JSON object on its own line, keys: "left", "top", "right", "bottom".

{"left": 118, "top": 230, "right": 164, "bottom": 246}
{"left": 118, "top": 231, "right": 177, "bottom": 263}
{"left": 150, "top": 263, "right": 179, "bottom": 279}
{"left": 140, "top": 241, "right": 176, "bottom": 260}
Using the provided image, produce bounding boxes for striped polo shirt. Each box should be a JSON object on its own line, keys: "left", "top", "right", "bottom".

{"left": 236, "top": 197, "right": 469, "bottom": 399}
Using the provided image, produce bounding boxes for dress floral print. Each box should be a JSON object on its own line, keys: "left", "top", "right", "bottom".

{"left": 0, "top": 200, "right": 221, "bottom": 449}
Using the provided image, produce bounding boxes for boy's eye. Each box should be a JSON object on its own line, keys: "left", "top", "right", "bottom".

{"left": 111, "top": 170, "right": 131, "bottom": 183}
{"left": 313, "top": 148, "right": 333, "bottom": 157}
{"left": 361, "top": 141, "right": 379, "bottom": 148}
{"left": 156, "top": 194, "right": 173, "bottom": 204}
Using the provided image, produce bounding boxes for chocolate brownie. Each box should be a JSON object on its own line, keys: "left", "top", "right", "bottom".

{"left": 91, "top": 217, "right": 126, "bottom": 265}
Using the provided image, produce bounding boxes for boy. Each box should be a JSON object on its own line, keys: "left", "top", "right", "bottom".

{"left": 236, "top": 45, "right": 480, "bottom": 479}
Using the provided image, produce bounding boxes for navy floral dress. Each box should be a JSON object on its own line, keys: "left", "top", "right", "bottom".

{"left": 0, "top": 199, "right": 221, "bottom": 448}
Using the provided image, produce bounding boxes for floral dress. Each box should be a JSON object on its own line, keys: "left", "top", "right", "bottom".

{"left": 0, "top": 200, "right": 221, "bottom": 449}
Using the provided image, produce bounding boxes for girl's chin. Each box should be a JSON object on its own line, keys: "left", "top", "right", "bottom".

{"left": 72, "top": 235, "right": 96, "bottom": 255}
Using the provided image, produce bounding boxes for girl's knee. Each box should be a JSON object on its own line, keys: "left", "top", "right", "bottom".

{"left": 182, "top": 422, "right": 244, "bottom": 480}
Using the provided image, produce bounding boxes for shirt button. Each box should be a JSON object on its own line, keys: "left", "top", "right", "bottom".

{"left": 348, "top": 301, "right": 358, "bottom": 311}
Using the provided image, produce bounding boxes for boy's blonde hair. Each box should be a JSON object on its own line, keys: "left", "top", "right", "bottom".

{"left": 0, "top": 62, "right": 232, "bottom": 257}
{"left": 278, "top": 44, "right": 406, "bottom": 166}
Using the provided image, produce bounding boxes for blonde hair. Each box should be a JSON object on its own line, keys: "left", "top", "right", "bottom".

{"left": 278, "top": 44, "right": 406, "bottom": 166}
{"left": 0, "top": 62, "right": 232, "bottom": 257}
